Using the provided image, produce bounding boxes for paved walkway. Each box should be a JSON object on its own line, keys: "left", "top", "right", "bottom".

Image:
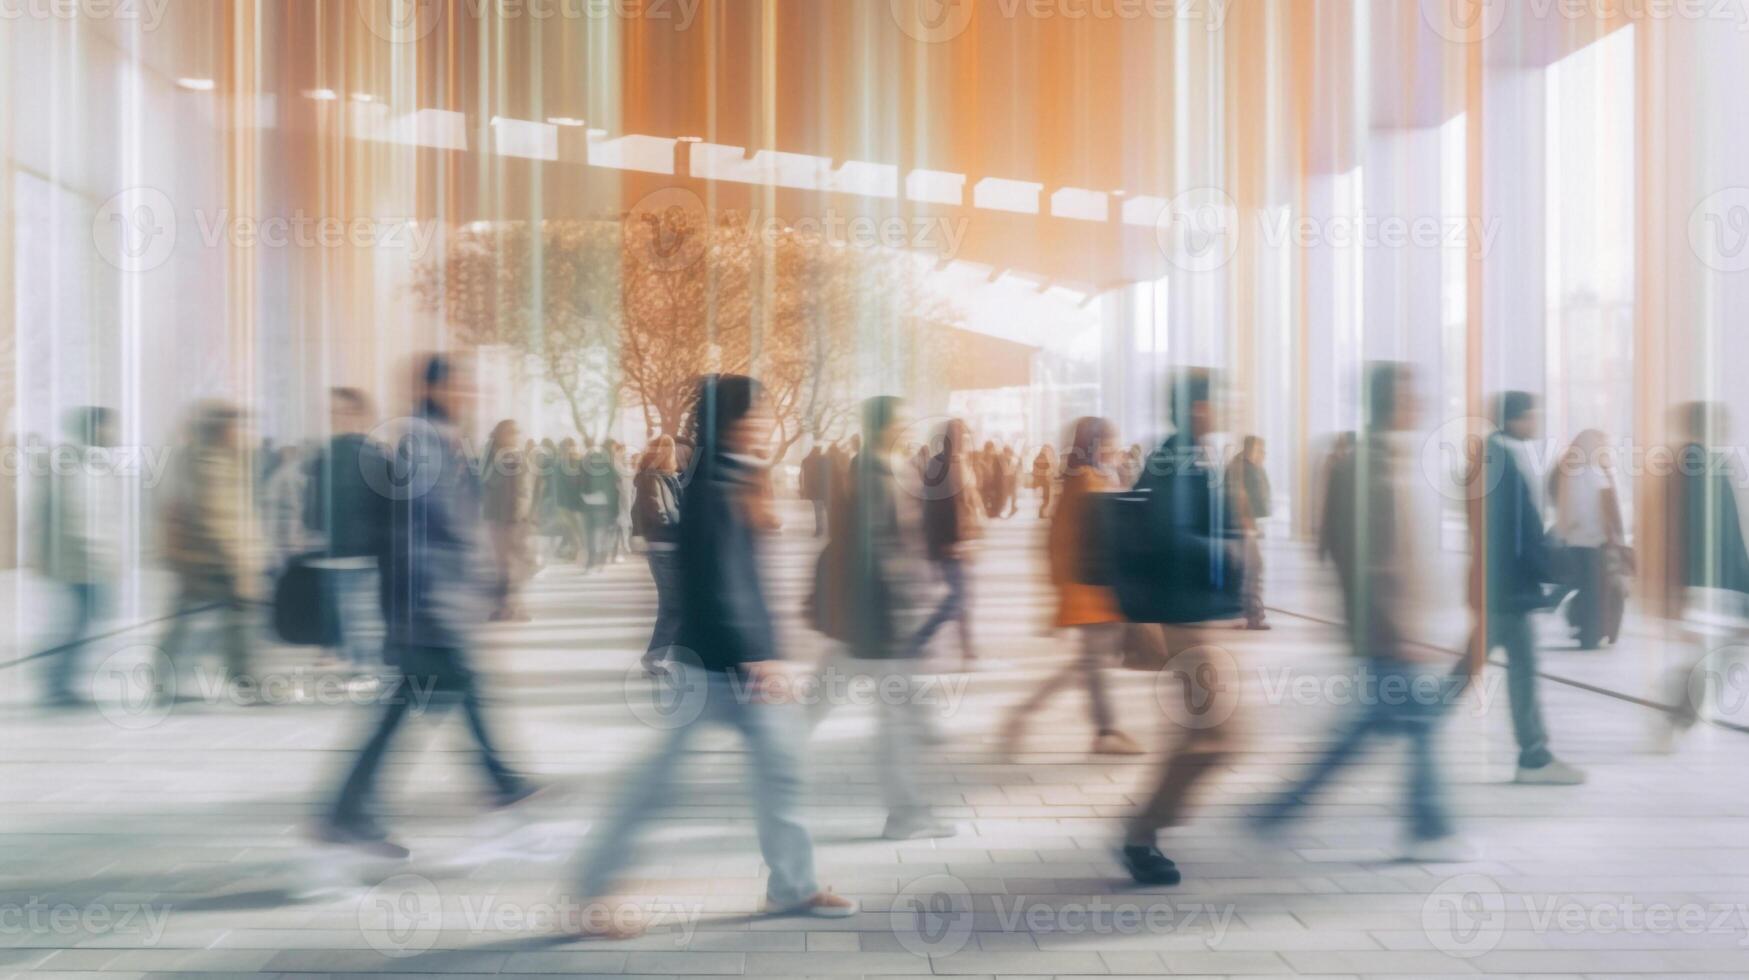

{"left": 2, "top": 501, "right": 1747, "bottom": 977}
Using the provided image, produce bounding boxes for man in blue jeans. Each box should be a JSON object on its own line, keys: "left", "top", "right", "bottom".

{"left": 37, "top": 407, "right": 118, "bottom": 707}
{"left": 1254, "top": 362, "right": 1475, "bottom": 861}
{"left": 1472, "top": 391, "right": 1585, "bottom": 785}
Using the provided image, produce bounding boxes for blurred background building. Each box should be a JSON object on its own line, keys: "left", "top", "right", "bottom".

{"left": 0, "top": 0, "right": 1739, "bottom": 634}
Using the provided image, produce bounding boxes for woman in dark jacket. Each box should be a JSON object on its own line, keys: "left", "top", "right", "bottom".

{"left": 571, "top": 375, "right": 854, "bottom": 936}
{"left": 633, "top": 433, "right": 684, "bottom": 675}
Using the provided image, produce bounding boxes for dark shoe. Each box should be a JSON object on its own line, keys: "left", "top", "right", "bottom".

{"left": 311, "top": 819, "right": 410, "bottom": 860}
{"left": 490, "top": 781, "right": 545, "bottom": 809}
{"left": 1120, "top": 844, "right": 1181, "bottom": 885}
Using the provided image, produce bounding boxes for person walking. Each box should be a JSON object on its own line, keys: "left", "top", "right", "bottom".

{"left": 158, "top": 402, "right": 261, "bottom": 694}
{"left": 632, "top": 434, "right": 684, "bottom": 676}
{"left": 1117, "top": 370, "right": 1247, "bottom": 885}
{"left": 573, "top": 375, "right": 856, "bottom": 934}
{"left": 1470, "top": 392, "right": 1585, "bottom": 785}
{"left": 579, "top": 438, "right": 619, "bottom": 572}
{"left": 800, "top": 443, "right": 831, "bottom": 537}
{"left": 1547, "top": 429, "right": 1628, "bottom": 649}
{"left": 303, "top": 388, "right": 390, "bottom": 682}
{"left": 315, "top": 355, "right": 538, "bottom": 858}
{"left": 813, "top": 397, "right": 952, "bottom": 839}
{"left": 35, "top": 407, "right": 120, "bottom": 707}
{"left": 1652, "top": 402, "right": 1749, "bottom": 749}
{"left": 1031, "top": 445, "right": 1056, "bottom": 517}
{"left": 1253, "top": 362, "right": 1475, "bottom": 862}
{"left": 910, "top": 419, "right": 981, "bottom": 670}
{"left": 481, "top": 419, "right": 536, "bottom": 622}
{"left": 1001, "top": 417, "right": 1144, "bottom": 758}
{"left": 1225, "top": 435, "right": 1272, "bottom": 630}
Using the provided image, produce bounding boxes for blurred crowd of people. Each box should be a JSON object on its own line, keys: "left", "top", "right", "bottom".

{"left": 17, "top": 352, "right": 1749, "bottom": 934}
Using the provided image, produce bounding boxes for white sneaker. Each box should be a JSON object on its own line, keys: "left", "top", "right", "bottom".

{"left": 1402, "top": 834, "right": 1481, "bottom": 863}
{"left": 883, "top": 815, "right": 958, "bottom": 840}
{"left": 1514, "top": 759, "right": 1587, "bottom": 785}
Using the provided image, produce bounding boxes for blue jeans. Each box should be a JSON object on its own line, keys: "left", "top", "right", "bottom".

{"left": 1484, "top": 610, "right": 1552, "bottom": 769}
{"left": 1257, "top": 658, "right": 1460, "bottom": 842}
{"left": 318, "top": 560, "right": 383, "bottom": 669}
{"left": 578, "top": 664, "right": 819, "bottom": 907}
{"left": 908, "top": 556, "right": 971, "bottom": 659}
{"left": 42, "top": 582, "right": 107, "bottom": 702}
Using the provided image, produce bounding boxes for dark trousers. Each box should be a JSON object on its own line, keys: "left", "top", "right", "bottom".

{"left": 641, "top": 549, "right": 683, "bottom": 666}
{"left": 908, "top": 556, "right": 971, "bottom": 659}
{"left": 42, "top": 582, "right": 106, "bottom": 702}
{"left": 331, "top": 644, "right": 520, "bottom": 831}
{"left": 1563, "top": 546, "right": 1607, "bottom": 648}
{"left": 811, "top": 500, "right": 828, "bottom": 537}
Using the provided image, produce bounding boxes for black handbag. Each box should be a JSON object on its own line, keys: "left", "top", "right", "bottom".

{"left": 272, "top": 551, "right": 341, "bottom": 647}
{"left": 1098, "top": 478, "right": 1245, "bottom": 626}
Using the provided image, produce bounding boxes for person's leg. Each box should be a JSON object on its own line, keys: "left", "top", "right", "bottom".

{"left": 728, "top": 688, "right": 821, "bottom": 908}
{"left": 1079, "top": 623, "right": 1118, "bottom": 733}
{"left": 1124, "top": 627, "right": 1237, "bottom": 844}
{"left": 949, "top": 557, "right": 974, "bottom": 663}
{"left": 44, "top": 582, "right": 102, "bottom": 702}
{"left": 875, "top": 666, "right": 926, "bottom": 823}
{"left": 576, "top": 679, "right": 703, "bottom": 898}
{"left": 1255, "top": 670, "right": 1384, "bottom": 828}
{"left": 331, "top": 668, "right": 417, "bottom": 832}
{"left": 1243, "top": 533, "right": 1268, "bottom": 628}
{"left": 440, "top": 647, "right": 524, "bottom": 796}
{"left": 812, "top": 500, "right": 827, "bottom": 537}
{"left": 218, "top": 597, "right": 251, "bottom": 684}
{"left": 1571, "top": 547, "right": 1603, "bottom": 648}
{"left": 906, "top": 558, "right": 963, "bottom": 658}
{"left": 641, "top": 550, "right": 683, "bottom": 669}
{"left": 1401, "top": 673, "right": 1457, "bottom": 842}
{"left": 1495, "top": 611, "right": 1552, "bottom": 769}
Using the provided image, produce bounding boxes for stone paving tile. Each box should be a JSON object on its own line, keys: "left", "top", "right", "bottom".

{"left": 2, "top": 506, "right": 1746, "bottom": 976}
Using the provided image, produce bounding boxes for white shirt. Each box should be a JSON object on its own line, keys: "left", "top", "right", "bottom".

{"left": 1554, "top": 465, "right": 1610, "bottom": 548}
